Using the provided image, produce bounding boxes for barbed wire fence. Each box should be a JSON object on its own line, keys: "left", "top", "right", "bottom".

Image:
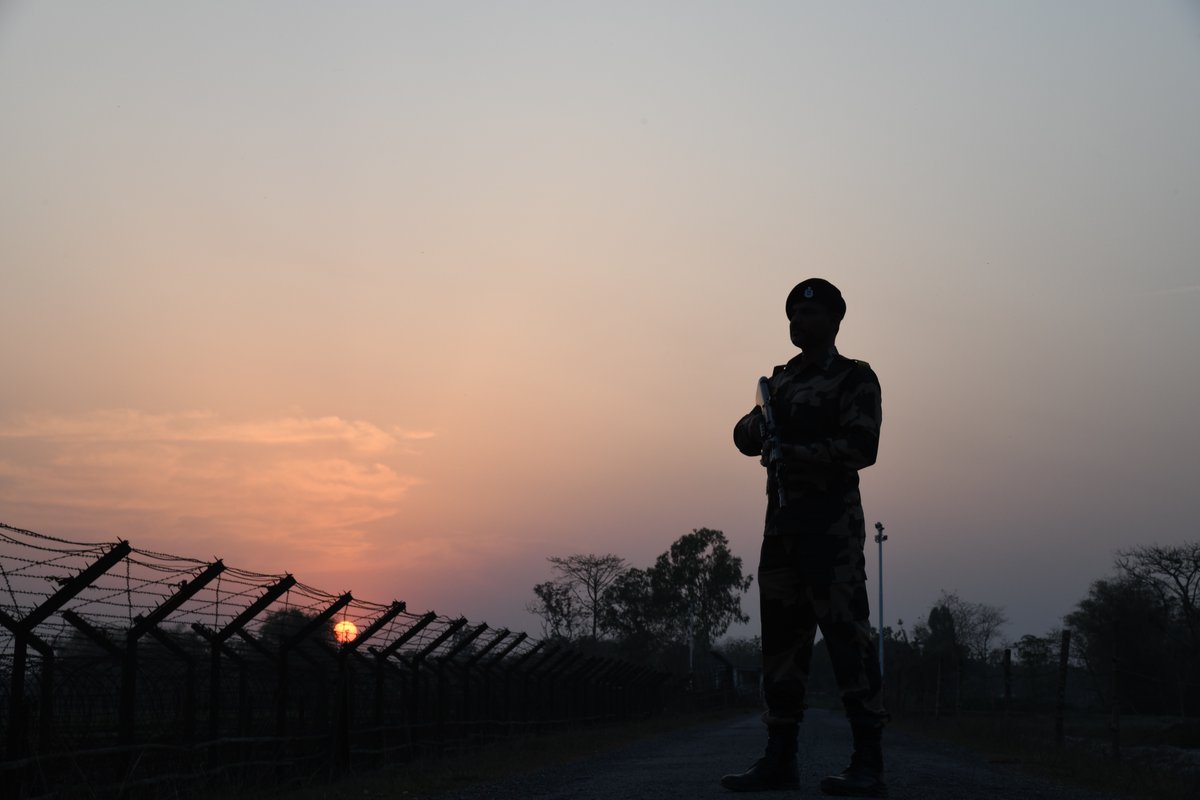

{"left": 875, "top": 627, "right": 1200, "bottom": 767}
{"left": 0, "top": 522, "right": 675, "bottom": 798}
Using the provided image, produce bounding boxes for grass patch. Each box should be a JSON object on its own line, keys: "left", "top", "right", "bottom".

{"left": 233, "top": 707, "right": 746, "bottom": 800}
{"left": 894, "top": 713, "right": 1199, "bottom": 800}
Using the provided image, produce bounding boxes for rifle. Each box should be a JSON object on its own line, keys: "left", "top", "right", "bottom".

{"left": 756, "top": 376, "right": 787, "bottom": 507}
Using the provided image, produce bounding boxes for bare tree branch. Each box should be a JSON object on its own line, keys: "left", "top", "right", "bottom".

{"left": 547, "top": 553, "right": 627, "bottom": 640}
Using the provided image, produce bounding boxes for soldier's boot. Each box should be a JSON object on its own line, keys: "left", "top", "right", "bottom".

{"left": 719, "top": 722, "right": 800, "bottom": 792}
{"left": 819, "top": 724, "right": 887, "bottom": 797}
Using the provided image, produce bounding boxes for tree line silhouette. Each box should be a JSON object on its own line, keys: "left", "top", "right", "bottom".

{"left": 527, "top": 528, "right": 753, "bottom": 675}
{"left": 800, "top": 542, "right": 1198, "bottom": 720}
{"left": 530, "top": 535, "right": 1200, "bottom": 722}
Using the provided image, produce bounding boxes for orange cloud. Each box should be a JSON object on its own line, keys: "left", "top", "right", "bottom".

{"left": 0, "top": 410, "right": 429, "bottom": 571}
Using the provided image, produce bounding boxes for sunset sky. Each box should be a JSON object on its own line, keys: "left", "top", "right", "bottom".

{"left": 2, "top": 2, "right": 1198, "bottom": 645}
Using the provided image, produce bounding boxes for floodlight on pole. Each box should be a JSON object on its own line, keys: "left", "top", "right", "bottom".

{"left": 874, "top": 521, "right": 888, "bottom": 679}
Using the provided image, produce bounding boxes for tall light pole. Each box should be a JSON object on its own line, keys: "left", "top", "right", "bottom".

{"left": 874, "top": 521, "right": 888, "bottom": 679}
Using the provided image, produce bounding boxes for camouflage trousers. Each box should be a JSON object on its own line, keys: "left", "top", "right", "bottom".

{"left": 758, "top": 535, "right": 889, "bottom": 729}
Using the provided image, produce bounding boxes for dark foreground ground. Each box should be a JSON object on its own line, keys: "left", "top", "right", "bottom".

{"left": 429, "top": 708, "right": 1127, "bottom": 800}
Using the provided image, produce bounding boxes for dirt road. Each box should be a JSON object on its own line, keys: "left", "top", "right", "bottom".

{"left": 436, "top": 708, "right": 1126, "bottom": 800}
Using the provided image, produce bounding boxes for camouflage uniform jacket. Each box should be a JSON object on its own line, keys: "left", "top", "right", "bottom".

{"left": 733, "top": 347, "right": 882, "bottom": 582}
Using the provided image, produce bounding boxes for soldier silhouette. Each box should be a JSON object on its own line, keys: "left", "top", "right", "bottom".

{"left": 724, "top": 279, "right": 888, "bottom": 797}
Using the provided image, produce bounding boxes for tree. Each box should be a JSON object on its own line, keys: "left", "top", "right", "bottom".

{"left": 648, "top": 528, "right": 753, "bottom": 669}
{"left": 923, "top": 604, "right": 959, "bottom": 661}
{"left": 935, "top": 590, "right": 1008, "bottom": 662}
{"left": 598, "top": 567, "right": 662, "bottom": 641}
{"left": 1014, "top": 633, "right": 1053, "bottom": 699}
{"left": 527, "top": 580, "right": 584, "bottom": 641}
{"left": 598, "top": 567, "right": 675, "bottom": 665}
{"left": 918, "top": 604, "right": 961, "bottom": 714}
{"left": 1064, "top": 545, "right": 1200, "bottom": 715}
{"left": 1014, "top": 633, "right": 1051, "bottom": 665}
{"left": 879, "top": 623, "right": 920, "bottom": 712}
{"left": 259, "top": 607, "right": 333, "bottom": 649}
{"left": 547, "top": 553, "right": 627, "bottom": 640}
{"left": 1115, "top": 543, "right": 1200, "bottom": 657}
{"left": 1064, "top": 575, "right": 1174, "bottom": 713}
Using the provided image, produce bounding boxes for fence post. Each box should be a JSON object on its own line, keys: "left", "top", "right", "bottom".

{"left": 1055, "top": 630, "right": 1071, "bottom": 747}
{"left": 569, "top": 657, "right": 597, "bottom": 721}
{"left": 195, "top": 573, "right": 295, "bottom": 767}
{"left": 566, "top": 657, "right": 599, "bottom": 721}
{"left": 144, "top": 625, "right": 199, "bottom": 741}
{"left": 59, "top": 610, "right": 136, "bottom": 785}
{"left": 626, "top": 667, "right": 653, "bottom": 717}
{"left": 2, "top": 541, "right": 130, "bottom": 768}
{"left": 275, "top": 592, "right": 352, "bottom": 737}
{"left": 463, "top": 629, "right": 510, "bottom": 731}
{"left": 374, "top": 610, "right": 437, "bottom": 748}
{"left": 53, "top": 560, "right": 223, "bottom": 791}
{"left": 1110, "top": 634, "right": 1120, "bottom": 760}
{"left": 1002, "top": 648, "right": 1012, "bottom": 718}
{"left": 191, "top": 626, "right": 247, "bottom": 757}
{"left": 603, "top": 660, "right": 634, "bottom": 720}
{"left": 534, "top": 649, "right": 575, "bottom": 726}
{"left": 587, "top": 659, "right": 618, "bottom": 720}
{"left": 386, "top": 617, "right": 466, "bottom": 751}
{"left": 955, "top": 655, "right": 963, "bottom": 715}
{"left": 121, "top": 561, "right": 225, "bottom": 747}
{"left": 617, "top": 664, "right": 646, "bottom": 718}
{"left": 709, "top": 650, "right": 737, "bottom": 707}
{"left": 547, "top": 652, "right": 585, "bottom": 723}
{"left": 337, "top": 601, "right": 404, "bottom": 768}
{"left": 607, "top": 662, "right": 639, "bottom": 719}
{"left": 436, "top": 623, "right": 488, "bottom": 749}
{"left": 519, "top": 644, "right": 559, "bottom": 724}
{"left": 35, "top": 646, "right": 54, "bottom": 754}
{"left": 0, "top": 612, "right": 49, "bottom": 752}
{"left": 934, "top": 659, "right": 943, "bottom": 719}
{"left": 586, "top": 657, "right": 608, "bottom": 720}
{"left": 412, "top": 619, "right": 468, "bottom": 748}
{"left": 369, "top": 607, "right": 428, "bottom": 727}
{"left": 570, "top": 656, "right": 604, "bottom": 722}
{"left": 489, "top": 634, "right": 532, "bottom": 725}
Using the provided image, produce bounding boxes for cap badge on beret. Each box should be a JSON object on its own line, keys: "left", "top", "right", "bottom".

{"left": 786, "top": 278, "right": 846, "bottom": 321}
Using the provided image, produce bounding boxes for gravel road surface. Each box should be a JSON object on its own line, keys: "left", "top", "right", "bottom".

{"left": 435, "top": 709, "right": 1127, "bottom": 800}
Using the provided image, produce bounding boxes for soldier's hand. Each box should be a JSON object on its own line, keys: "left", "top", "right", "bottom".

{"left": 760, "top": 435, "right": 783, "bottom": 468}
{"left": 749, "top": 414, "right": 767, "bottom": 447}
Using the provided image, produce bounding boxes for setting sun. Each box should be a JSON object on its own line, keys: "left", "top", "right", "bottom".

{"left": 333, "top": 620, "right": 358, "bottom": 644}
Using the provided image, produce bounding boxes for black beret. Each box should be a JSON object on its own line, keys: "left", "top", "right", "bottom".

{"left": 785, "top": 278, "right": 846, "bottom": 321}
